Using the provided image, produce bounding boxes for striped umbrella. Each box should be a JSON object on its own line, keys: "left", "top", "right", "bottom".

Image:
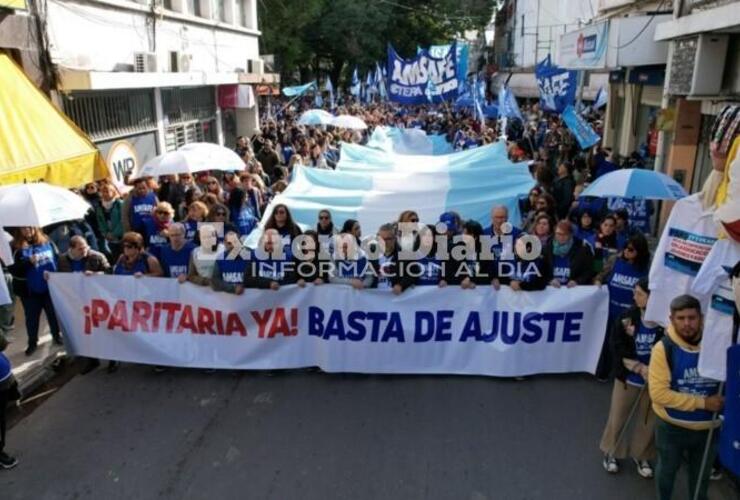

{"left": 580, "top": 168, "right": 688, "bottom": 200}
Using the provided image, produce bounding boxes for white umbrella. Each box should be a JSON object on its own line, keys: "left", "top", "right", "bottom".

{"left": 0, "top": 183, "right": 91, "bottom": 227}
{"left": 131, "top": 142, "right": 245, "bottom": 180}
{"left": 331, "top": 114, "right": 368, "bottom": 130}
{"left": 580, "top": 168, "right": 688, "bottom": 200}
{"left": 298, "top": 109, "right": 334, "bottom": 126}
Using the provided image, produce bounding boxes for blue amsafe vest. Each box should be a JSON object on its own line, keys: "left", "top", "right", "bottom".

{"left": 415, "top": 257, "right": 441, "bottom": 286}
{"left": 22, "top": 242, "right": 57, "bottom": 294}
{"left": 217, "top": 256, "right": 248, "bottom": 284}
{"left": 234, "top": 207, "right": 258, "bottom": 237}
{"left": 626, "top": 322, "right": 660, "bottom": 387}
{"left": 607, "top": 259, "right": 645, "bottom": 318}
{"left": 184, "top": 220, "right": 199, "bottom": 241}
{"left": 335, "top": 257, "right": 369, "bottom": 279}
{"left": 130, "top": 192, "right": 157, "bottom": 230}
{"left": 664, "top": 337, "right": 721, "bottom": 424}
{"left": 114, "top": 253, "right": 151, "bottom": 276}
{"left": 552, "top": 254, "right": 571, "bottom": 285}
{"left": 252, "top": 254, "right": 289, "bottom": 282}
{"left": 159, "top": 242, "right": 195, "bottom": 278}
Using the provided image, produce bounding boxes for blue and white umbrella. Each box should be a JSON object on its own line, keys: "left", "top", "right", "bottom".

{"left": 580, "top": 168, "right": 687, "bottom": 200}
{"left": 297, "top": 109, "right": 334, "bottom": 126}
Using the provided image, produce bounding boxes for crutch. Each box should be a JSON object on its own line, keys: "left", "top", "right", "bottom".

{"left": 607, "top": 384, "right": 647, "bottom": 457}
{"left": 692, "top": 384, "right": 725, "bottom": 500}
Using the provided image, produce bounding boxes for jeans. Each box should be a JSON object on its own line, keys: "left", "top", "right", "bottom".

{"left": 655, "top": 418, "right": 717, "bottom": 500}
{"left": 20, "top": 292, "right": 60, "bottom": 346}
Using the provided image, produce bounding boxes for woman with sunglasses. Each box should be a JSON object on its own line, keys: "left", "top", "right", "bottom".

{"left": 594, "top": 233, "right": 651, "bottom": 381}
{"left": 143, "top": 202, "right": 174, "bottom": 259}
{"left": 9, "top": 227, "right": 62, "bottom": 355}
{"left": 206, "top": 203, "right": 239, "bottom": 242}
{"left": 264, "top": 204, "right": 302, "bottom": 258}
{"left": 113, "top": 232, "right": 163, "bottom": 278}
{"left": 183, "top": 201, "right": 209, "bottom": 241}
{"left": 204, "top": 176, "right": 224, "bottom": 202}
{"left": 316, "top": 209, "right": 337, "bottom": 257}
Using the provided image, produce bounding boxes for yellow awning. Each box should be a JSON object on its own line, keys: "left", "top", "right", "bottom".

{"left": 0, "top": 54, "right": 108, "bottom": 187}
{"left": 0, "top": 1, "right": 26, "bottom": 9}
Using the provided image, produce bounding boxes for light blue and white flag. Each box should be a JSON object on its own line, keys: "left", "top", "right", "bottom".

{"left": 375, "top": 62, "right": 387, "bottom": 100}
{"left": 314, "top": 92, "right": 323, "bottom": 108}
{"left": 282, "top": 81, "right": 317, "bottom": 97}
{"left": 350, "top": 68, "right": 361, "bottom": 97}
{"left": 498, "top": 86, "right": 523, "bottom": 121}
{"left": 594, "top": 86, "right": 608, "bottom": 109}
{"left": 257, "top": 142, "right": 533, "bottom": 237}
{"left": 561, "top": 105, "right": 601, "bottom": 149}
{"left": 365, "top": 126, "right": 453, "bottom": 156}
{"left": 425, "top": 78, "right": 438, "bottom": 103}
{"left": 324, "top": 78, "right": 335, "bottom": 108}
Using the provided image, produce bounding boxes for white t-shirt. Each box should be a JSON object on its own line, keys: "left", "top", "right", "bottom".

{"left": 691, "top": 239, "right": 740, "bottom": 381}
{"left": 645, "top": 194, "right": 720, "bottom": 326}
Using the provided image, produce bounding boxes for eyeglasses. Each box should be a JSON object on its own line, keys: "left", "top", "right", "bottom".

{"left": 409, "top": 218, "right": 419, "bottom": 223}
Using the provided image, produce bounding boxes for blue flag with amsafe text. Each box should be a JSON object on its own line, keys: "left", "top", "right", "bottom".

{"left": 535, "top": 55, "right": 578, "bottom": 114}
{"left": 387, "top": 43, "right": 459, "bottom": 105}
{"left": 562, "top": 105, "right": 600, "bottom": 149}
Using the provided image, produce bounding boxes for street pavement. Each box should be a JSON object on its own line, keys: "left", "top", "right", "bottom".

{"left": 0, "top": 366, "right": 735, "bottom": 500}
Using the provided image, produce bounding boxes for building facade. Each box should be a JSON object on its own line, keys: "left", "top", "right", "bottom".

{"left": 0, "top": 0, "right": 277, "bottom": 185}
{"left": 653, "top": 0, "right": 740, "bottom": 195}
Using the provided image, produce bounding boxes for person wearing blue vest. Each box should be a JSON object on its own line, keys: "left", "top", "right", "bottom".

{"left": 649, "top": 295, "right": 724, "bottom": 500}
{"left": 543, "top": 221, "right": 594, "bottom": 288}
{"left": 408, "top": 225, "right": 443, "bottom": 287}
{"left": 227, "top": 188, "right": 259, "bottom": 238}
{"left": 123, "top": 178, "right": 158, "bottom": 237}
{"left": 0, "top": 347, "right": 20, "bottom": 469}
{"left": 142, "top": 201, "right": 174, "bottom": 260}
{"left": 486, "top": 205, "right": 523, "bottom": 288}
{"left": 600, "top": 278, "right": 663, "bottom": 478}
{"left": 594, "top": 233, "right": 651, "bottom": 381}
{"left": 113, "top": 232, "right": 163, "bottom": 277}
{"left": 572, "top": 209, "right": 597, "bottom": 250}
{"left": 9, "top": 227, "right": 62, "bottom": 355}
{"left": 212, "top": 231, "right": 249, "bottom": 295}
{"left": 159, "top": 223, "right": 195, "bottom": 282}
{"left": 244, "top": 229, "right": 296, "bottom": 290}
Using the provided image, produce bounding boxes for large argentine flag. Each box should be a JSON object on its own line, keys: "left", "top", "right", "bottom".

{"left": 366, "top": 126, "right": 453, "bottom": 156}
{"left": 255, "top": 142, "right": 533, "bottom": 237}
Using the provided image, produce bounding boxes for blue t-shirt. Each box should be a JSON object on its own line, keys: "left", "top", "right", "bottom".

{"left": 0, "top": 352, "right": 11, "bottom": 383}
{"left": 159, "top": 242, "right": 195, "bottom": 278}
{"left": 217, "top": 256, "right": 248, "bottom": 284}
{"left": 114, "top": 253, "right": 151, "bottom": 276}
{"left": 21, "top": 242, "right": 57, "bottom": 294}
{"left": 143, "top": 219, "right": 169, "bottom": 258}
{"left": 130, "top": 192, "right": 157, "bottom": 231}
{"left": 233, "top": 207, "right": 258, "bottom": 237}
{"left": 414, "top": 257, "right": 442, "bottom": 286}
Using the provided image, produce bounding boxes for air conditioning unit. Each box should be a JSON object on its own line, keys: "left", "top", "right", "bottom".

{"left": 668, "top": 34, "right": 729, "bottom": 96}
{"left": 133, "top": 52, "right": 158, "bottom": 72}
{"left": 169, "top": 51, "right": 192, "bottom": 73}
{"left": 247, "top": 59, "right": 263, "bottom": 75}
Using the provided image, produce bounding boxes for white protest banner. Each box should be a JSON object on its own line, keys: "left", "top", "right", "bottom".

{"left": 49, "top": 274, "right": 608, "bottom": 377}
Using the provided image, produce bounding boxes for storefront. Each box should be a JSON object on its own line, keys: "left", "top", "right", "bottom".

{"left": 161, "top": 86, "right": 219, "bottom": 152}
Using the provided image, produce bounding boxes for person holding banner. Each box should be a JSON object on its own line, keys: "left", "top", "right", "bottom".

{"left": 370, "top": 223, "right": 413, "bottom": 294}
{"left": 113, "top": 232, "right": 163, "bottom": 278}
{"left": 186, "top": 224, "right": 222, "bottom": 287}
{"left": 329, "top": 232, "right": 373, "bottom": 290}
{"left": 294, "top": 230, "right": 326, "bottom": 286}
{"left": 159, "top": 223, "right": 194, "bottom": 281}
{"left": 143, "top": 202, "right": 175, "bottom": 259}
{"left": 211, "top": 231, "right": 248, "bottom": 296}
{"left": 57, "top": 235, "right": 110, "bottom": 275}
{"left": 649, "top": 295, "right": 724, "bottom": 500}
{"left": 244, "top": 229, "right": 297, "bottom": 290}
{"left": 9, "top": 227, "right": 62, "bottom": 355}
{"left": 544, "top": 221, "right": 593, "bottom": 288}
{"left": 600, "top": 277, "right": 662, "bottom": 478}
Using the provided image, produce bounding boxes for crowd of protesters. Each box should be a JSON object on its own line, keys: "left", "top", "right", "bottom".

{"left": 0, "top": 96, "right": 733, "bottom": 498}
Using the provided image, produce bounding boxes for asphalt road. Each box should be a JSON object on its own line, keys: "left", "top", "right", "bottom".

{"left": 0, "top": 367, "right": 735, "bottom": 500}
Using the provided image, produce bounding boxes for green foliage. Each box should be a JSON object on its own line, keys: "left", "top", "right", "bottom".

{"left": 258, "top": 0, "right": 495, "bottom": 85}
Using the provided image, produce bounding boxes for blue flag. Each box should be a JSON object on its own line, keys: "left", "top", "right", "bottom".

{"left": 721, "top": 345, "right": 740, "bottom": 477}
{"left": 561, "top": 105, "right": 600, "bottom": 149}
{"left": 282, "top": 81, "right": 317, "bottom": 97}
{"left": 498, "top": 86, "right": 523, "bottom": 121}
{"left": 387, "top": 43, "right": 459, "bottom": 105}
{"left": 535, "top": 55, "right": 578, "bottom": 114}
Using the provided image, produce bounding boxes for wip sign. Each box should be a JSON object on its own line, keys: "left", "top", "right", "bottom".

{"left": 387, "top": 44, "right": 459, "bottom": 105}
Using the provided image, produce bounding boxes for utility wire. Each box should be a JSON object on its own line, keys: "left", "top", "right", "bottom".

{"left": 608, "top": 0, "right": 668, "bottom": 50}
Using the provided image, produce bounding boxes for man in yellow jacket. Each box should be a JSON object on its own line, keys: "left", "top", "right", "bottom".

{"left": 649, "top": 294, "right": 724, "bottom": 500}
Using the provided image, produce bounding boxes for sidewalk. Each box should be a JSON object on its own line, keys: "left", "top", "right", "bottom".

{"left": 4, "top": 301, "right": 67, "bottom": 393}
